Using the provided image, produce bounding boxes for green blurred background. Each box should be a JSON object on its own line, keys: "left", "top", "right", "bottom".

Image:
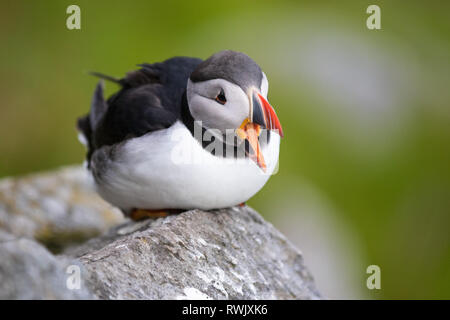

{"left": 1, "top": 0, "right": 449, "bottom": 299}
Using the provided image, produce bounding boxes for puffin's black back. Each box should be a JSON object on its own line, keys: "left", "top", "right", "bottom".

{"left": 77, "top": 56, "right": 202, "bottom": 164}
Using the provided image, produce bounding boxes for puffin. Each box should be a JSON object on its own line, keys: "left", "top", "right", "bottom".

{"left": 77, "top": 50, "right": 284, "bottom": 220}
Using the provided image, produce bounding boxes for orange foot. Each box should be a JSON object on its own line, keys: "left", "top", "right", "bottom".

{"left": 238, "top": 202, "right": 246, "bottom": 207}
{"left": 129, "top": 208, "right": 183, "bottom": 221}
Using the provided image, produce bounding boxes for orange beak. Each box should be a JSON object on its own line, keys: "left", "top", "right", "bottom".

{"left": 236, "top": 90, "right": 284, "bottom": 172}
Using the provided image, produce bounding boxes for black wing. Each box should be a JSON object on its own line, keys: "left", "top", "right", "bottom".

{"left": 77, "top": 56, "right": 202, "bottom": 164}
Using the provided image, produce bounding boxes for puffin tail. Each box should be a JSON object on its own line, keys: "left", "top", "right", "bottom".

{"left": 76, "top": 80, "right": 108, "bottom": 163}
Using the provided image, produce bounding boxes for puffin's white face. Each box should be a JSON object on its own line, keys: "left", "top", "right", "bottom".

{"left": 186, "top": 73, "right": 269, "bottom": 133}
{"left": 187, "top": 59, "right": 281, "bottom": 172}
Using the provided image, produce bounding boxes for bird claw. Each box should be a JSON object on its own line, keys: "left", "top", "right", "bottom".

{"left": 129, "top": 208, "right": 181, "bottom": 221}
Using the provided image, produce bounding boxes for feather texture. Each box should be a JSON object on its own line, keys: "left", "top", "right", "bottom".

{"left": 77, "top": 57, "right": 203, "bottom": 164}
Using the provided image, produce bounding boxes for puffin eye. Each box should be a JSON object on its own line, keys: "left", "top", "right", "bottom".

{"left": 215, "top": 89, "right": 227, "bottom": 105}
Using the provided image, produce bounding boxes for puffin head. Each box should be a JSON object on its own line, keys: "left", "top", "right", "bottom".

{"left": 186, "top": 50, "right": 283, "bottom": 171}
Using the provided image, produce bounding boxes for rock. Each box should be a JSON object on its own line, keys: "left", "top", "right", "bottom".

{"left": 0, "top": 166, "right": 321, "bottom": 299}
{"left": 0, "top": 166, "right": 124, "bottom": 253}
{"left": 70, "top": 207, "right": 321, "bottom": 299}
{"left": 0, "top": 237, "right": 93, "bottom": 299}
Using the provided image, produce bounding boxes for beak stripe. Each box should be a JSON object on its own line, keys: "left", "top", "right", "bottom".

{"left": 256, "top": 93, "right": 284, "bottom": 138}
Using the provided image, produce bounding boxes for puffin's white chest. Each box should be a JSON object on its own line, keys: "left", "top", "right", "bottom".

{"left": 92, "top": 121, "right": 280, "bottom": 211}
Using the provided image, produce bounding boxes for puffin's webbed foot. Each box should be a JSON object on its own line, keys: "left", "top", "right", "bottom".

{"left": 129, "top": 208, "right": 182, "bottom": 221}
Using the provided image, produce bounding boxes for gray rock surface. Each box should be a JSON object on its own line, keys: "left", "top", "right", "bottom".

{"left": 0, "top": 166, "right": 124, "bottom": 253}
{"left": 0, "top": 238, "right": 93, "bottom": 299}
{"left": 0, "top": 166, "right": 321, "bottom": 300}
